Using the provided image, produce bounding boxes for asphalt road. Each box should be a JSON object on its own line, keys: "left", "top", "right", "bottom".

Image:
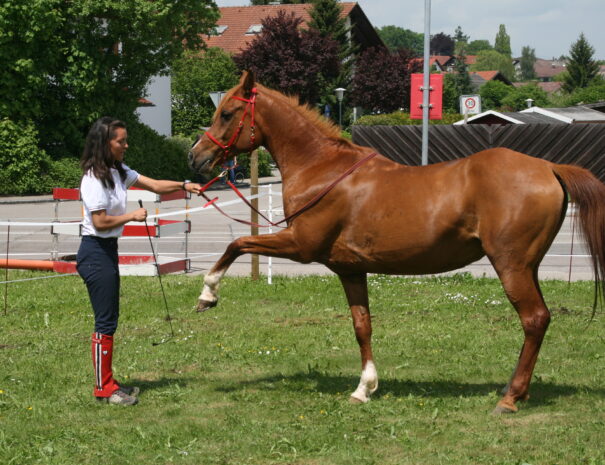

{"left": 0, "top": 173, "right": 594, "bottom": 282}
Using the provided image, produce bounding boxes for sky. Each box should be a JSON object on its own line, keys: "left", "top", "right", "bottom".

{"left": 213, "top": 0, "right": 605, "bottom": 60}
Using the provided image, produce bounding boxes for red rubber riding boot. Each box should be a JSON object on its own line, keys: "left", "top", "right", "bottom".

{"left": 91, "top": 332, "right": 121, "bottom": 398}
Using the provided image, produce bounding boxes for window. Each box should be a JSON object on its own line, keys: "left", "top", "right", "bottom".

{"left": 245, "top": 24, "right": 263, "bottom": 35}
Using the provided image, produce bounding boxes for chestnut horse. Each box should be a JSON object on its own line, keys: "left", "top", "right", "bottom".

{"left": 188, "top": 72, "right": 605, "bottom": 414}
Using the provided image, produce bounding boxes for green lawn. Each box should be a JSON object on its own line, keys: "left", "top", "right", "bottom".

{"left": 1, "top": 271, "right": 604, "bottom": 465}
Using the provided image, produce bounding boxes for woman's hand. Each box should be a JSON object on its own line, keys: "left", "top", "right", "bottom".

{"left": 184, "top": 182, "right": 203, "bottom": 195}
{"left": 131, "top": 207, "right": 147, "bottom": 222}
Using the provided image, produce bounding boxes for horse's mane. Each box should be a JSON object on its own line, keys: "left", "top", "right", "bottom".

{"left": 272, "top": 89, "right": 343, "bottom": 140}
{"left": 214, "top": 81, "right": 349, "bottom": 143}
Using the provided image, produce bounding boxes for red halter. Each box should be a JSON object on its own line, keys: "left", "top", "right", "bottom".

{"left": 205, "top": 88, "right": 257, "bottom": 162}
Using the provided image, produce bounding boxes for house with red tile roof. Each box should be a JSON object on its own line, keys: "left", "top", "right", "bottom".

{"left": 414, "top": 54, "right": 479, "bottom": 73}
{"left": 204, "top": 2, "right": 384, "bottom": 55}
{"left": 512, "top": 81, "right": 563, "bottom": 94}
{"left": 469, "top": 70, "right": 512, "bottom": 88}
{"left": 533, "top": 58, "right": 567, "bottom": 81}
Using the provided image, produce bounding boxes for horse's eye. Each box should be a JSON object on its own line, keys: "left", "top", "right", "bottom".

{"left": 221, "top": 110, "right": 232, "bottom": 121}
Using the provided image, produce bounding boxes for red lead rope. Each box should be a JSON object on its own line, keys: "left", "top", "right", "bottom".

{"left": 198, "top": 152, "right": 378, "bottom": 228}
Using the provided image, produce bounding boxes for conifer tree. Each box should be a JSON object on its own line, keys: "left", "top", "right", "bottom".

{"left": 563, "top": 33, "right": 599, "bottom": 93}
{"left": 308, "top": 0, "right": 349, "bottom": 48}
{"left": 451, "top": 42, "right": 473, "bottom": 111}
{"left": 454, "top": 26, "right": 469, "bottom": 45}
{"left": 308, "top": 0, "right": 355, "bottom": 113}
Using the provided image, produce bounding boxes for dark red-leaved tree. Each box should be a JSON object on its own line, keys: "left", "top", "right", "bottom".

{"left": 350, "top": 47, "right": 421, "bottom": 113}
{"left": 233, "top": 11, "right": 340, "bottom": 104}
{"left": 430, "top": 32, "right": 455, "bottom": 56}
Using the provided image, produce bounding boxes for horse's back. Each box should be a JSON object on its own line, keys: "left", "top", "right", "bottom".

{"left": 326, "top": 147, "right": 566, "bottom": 275}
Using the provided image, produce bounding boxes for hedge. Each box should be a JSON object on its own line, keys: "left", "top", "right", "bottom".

{"left": 353, "top": 111, "right": 463, "bottom": 126}
{"left": 0, "top": 118, "right": 51, "bottom": 195}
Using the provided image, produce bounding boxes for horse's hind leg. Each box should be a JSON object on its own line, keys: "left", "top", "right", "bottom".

{"left": 492, "top": 268, "right": 551, "bottom": 414}
{"left": 338, "top": 273, "right": 378, "bottom": 403}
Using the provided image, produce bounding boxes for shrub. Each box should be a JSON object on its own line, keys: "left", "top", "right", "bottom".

{"left": 122, "top": 119, "right": 191, "bottom": 181}
{"left": 500, "top": 84, "right": 549, "bottom": 111}
{"left": 42, "top": 157, "right": 82, "bottom": 190}
{"left": 354, "top": 111, "right": 462, "bottom": 126}
{"left": 480, "top": 80, "right": 513, "bottom": 110}
{"left": 0, "top": 118, "right": 51, "bottom": 195}
{"left": 235, "top": 148, "right": 273, "bottom": 178}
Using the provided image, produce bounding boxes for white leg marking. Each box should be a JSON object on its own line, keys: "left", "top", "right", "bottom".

{"left": 199, "top": 271, "right": 223, "bottom": 303}
{"left": 350, "top": 360, "right": 378, "bottom": 403}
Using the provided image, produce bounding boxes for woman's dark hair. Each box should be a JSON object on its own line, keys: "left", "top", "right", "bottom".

{"left": 80, "top": 117, "right": 128, "bottom": 189}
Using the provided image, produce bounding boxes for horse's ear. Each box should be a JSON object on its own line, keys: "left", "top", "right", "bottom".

{"left": 241, "top": 70, "right": 255, "bottom": 98}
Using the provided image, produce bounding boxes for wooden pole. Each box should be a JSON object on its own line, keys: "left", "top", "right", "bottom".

{"left": 250, "top": 149, "right": 259, "bottom": 280}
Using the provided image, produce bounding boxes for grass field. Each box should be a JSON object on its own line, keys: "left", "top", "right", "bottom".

{"left": 1, "top": 271, "right": 604, "bottom": 465}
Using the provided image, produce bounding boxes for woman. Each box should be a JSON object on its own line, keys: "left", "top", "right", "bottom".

{"left": 77, "top": 117, "right": 201, "bottom": 406}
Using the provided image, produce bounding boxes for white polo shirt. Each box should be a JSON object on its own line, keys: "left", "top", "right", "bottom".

{"left": 80, "top": 164, "right": 140, "bottom": 238}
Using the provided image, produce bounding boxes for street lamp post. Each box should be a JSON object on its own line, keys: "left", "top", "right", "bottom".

{"left": 335, "top": 87, "right": 346, "bottom": 127}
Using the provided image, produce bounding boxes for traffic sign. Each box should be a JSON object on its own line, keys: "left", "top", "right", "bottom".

{"left": 209, "top": 91, "right": 226, "bottom": 109}
{"left": 460, "top": 95, "right": 481, "bottom": 115}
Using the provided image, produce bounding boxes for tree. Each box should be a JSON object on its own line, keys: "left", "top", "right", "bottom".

{"left": 500, "top": 84, "right": 548, "bottom": 111}
{"left": 563, "top": 33, "right": 600, "bottom": 93}
{"left": 308, "top": 0, "right": 349, "bottom": 47}
{"left": 494, "top": 24, "right": 512, "bottom": 56}
{"left": 308, "top": 0, "right": 354, "bottom": 108}
{"left": 0, "top": 0, "right": 219, "bottom": 159}
{"left": 467, "top": 40, "right": 493, "bottom": 55}
{"left": 233, "top": 11, "right": 340, "bottom": 105}
{"left": 561, "top": 79, "right": 605, "bottom": 105}
{"left": 472, "top": 50, "right": 516, "bottom": 81}
{"left": 430, "top": 32, "right": 455, "bottom": 56}
{"left": 350, "top": 47, "right": 420, "bottom": 114}
{"left": 449, "top": 42, "right": 473, "bottom": 110}
{"left": 519, "top": 46, "right": 537, "bottom": 81}
{"left": 250, "top": 0, "right": 305, "bottom": 4}
{"left": 479, "top": 80, "right": 512, "bottom": 110}
{"left": 454, "top": 26, "right": 469, "bottom": 44}
{"left": 441, "top": 74, "right": 460, "bottom": 113}
{"left": 172, "top": 48, "right": 240, "bottom": 137}
{"left": 376, "top": 26, "right": 423, "bottom": 55}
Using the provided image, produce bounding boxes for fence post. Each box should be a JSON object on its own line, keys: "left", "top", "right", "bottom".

{"left": 267, "top": 184, "right": 273, "bottom": 285}
{"left": 250, "top": 149, "right": 259, "bottom": 280}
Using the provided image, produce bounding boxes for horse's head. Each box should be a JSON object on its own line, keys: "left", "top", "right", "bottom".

{"left": 188, "top": 71, "right": 262, "bottom": 174}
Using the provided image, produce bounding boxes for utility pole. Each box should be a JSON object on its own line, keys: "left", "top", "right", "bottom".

{"left": 421, "top": 0, "right": 431, "bottom": 166}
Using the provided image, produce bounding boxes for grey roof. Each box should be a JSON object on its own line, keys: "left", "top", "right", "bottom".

{"left": 580, "top": 101, "right": 605, "bottom": 113}
{"left": 457, "top": 106, "right": 605, "bottom": 125}
{"left": 502, "top": 112, "right": 566, "bottom": 124}
{"left": 538, "top": 107, "right": 605, "bottom": 122}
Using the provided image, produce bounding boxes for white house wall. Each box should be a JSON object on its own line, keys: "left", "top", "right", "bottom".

{"left": 136, "top": 74, "right": 172, "bottom": 137}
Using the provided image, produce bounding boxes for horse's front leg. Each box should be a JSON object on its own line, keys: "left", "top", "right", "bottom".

{"left": 197, "top": 229, "right": 301, "bottom": 312}
{"left": 338, "top": 273, "right": 378, "bottom": 403}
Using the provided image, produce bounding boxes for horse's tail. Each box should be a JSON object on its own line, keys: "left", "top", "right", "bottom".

{"left": 552, "top": 164, "right": 605, "bottom": 313}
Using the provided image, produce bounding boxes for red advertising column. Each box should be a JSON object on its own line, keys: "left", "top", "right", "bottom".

{"left": 410, "top": 73, "right": 443, "bottom": 120}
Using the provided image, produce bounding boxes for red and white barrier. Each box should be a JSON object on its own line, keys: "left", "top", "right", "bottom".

{"left": 47, "top": 187, "right": 191, "bottom": 276}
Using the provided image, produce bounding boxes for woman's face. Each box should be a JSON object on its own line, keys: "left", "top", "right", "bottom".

{"left": 109, "top": 127, "right": 128, "bottom": 162}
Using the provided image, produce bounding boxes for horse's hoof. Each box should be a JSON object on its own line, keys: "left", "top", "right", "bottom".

{"left": 349, "top": 395, "right": 366, "bottom": 404}
{"left": 491, "top": 404, "right": 517, "bottom": 415}
{"left": 196, "top": 299, "right": 217, "bottom": 313}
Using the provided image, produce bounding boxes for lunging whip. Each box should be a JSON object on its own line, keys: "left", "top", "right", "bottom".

{"left": 138, "top": 200, "right": 175, "bottom": 344}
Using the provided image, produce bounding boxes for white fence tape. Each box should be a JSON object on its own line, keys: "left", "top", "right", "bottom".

{"left": 0, "top": 190, "right": 280, "bottom": 228}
